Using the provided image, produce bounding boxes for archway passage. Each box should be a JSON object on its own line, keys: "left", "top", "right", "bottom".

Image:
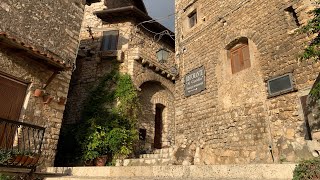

{"left": 154, "top": 104, "right": 165, "bottom": 149}
{"left": 137, "top": 80, "right": 174, "bottom": 152}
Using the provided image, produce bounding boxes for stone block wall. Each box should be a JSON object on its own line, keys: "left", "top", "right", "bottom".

{"left": 63, "top": 1, "right": 176, "bottom": 152}
{"left": 0, "top": 0, "right": 84, "bottom": 167}
{"left": 174, "top": 0, "right": 320, "bottom": 164}
{"left": 0, "top": 0, "right": 84, "bottom": 65}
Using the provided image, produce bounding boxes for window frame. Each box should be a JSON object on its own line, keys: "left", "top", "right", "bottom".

{"left": 267, "top": 73, "right": 295, "bottom": 98}
{"left": 100, "top": 30, "right": 119, "bottom": 51}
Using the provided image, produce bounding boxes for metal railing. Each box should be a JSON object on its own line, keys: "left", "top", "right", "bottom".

{"left": 0, "top": 118, "right": 45, "bottom": 169}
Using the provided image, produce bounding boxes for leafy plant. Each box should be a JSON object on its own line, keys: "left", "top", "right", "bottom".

{"left": 75, "top": 68, "right": 139, "bottom": 162}
{"left": 299, "top": 0, "right": 320, "bottom": 61}
{"left": 293, "top": 157, "right": 320, "bottom": 180}
{"left": 0, "top": 150, "right": 11, "bottom": 164}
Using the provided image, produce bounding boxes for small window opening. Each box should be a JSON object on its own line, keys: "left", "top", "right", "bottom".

{"left": 285, "top": 6, "right": 300, "bottom": 27}
{"left": 188, "top": 10, "right": 197, "bottom": 28}
{"left": 139, "top": 128, "right": 147, "bottom": 141}
{"left": 101, "top": 30, "right": 119, "bottom": 51}
{"left": 267, "top": 73, "right": 294, "bottom": 97}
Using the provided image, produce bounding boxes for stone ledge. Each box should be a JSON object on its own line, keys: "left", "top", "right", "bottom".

{"left": 45, "top": 164, "right": 296, "bottom": 180}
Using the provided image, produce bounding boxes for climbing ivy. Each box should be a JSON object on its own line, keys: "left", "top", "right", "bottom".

{"left": 75, "top": 69, "right": 139, "bottom": 162}
{"left": 299, "top": 0, "right": 320, "bottom": 61}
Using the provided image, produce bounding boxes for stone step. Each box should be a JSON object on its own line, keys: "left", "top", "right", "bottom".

{"left": 139, "top": 152, "right": 172, "bottom": 159}
{"left": 44, "top": 164, "right": 296, "bottom": 180}
{"left": 153, "top": 148, "right": 174, "bottom": 155}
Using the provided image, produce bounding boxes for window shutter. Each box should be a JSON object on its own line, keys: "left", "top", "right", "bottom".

{"left": 0, "top": 75, "right": 27, "bottom": 120}
{"left": 231, "top": 51, "right": 240, "bottom": 73}
{"left": 242, "top": 45, "right": 250, "bottom": 68}
{"left": 101, "top": 30, "right": 119, "bottom": 51}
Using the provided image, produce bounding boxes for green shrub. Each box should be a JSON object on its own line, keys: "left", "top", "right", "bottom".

{"left": 293, "top": 157, "right": 320, "bottom": 180}
{"left": 75, "top": 69, "right": 139, "bottom": 162}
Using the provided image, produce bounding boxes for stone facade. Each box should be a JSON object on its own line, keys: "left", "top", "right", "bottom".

{"left": 63, "top": 0, "right": 176, "bottom": 152}
{"left": 0, "top": 0, "right": 84, "bottom": 167}
{"left": 174, "top": 0, "right": 320, "bottom": 165}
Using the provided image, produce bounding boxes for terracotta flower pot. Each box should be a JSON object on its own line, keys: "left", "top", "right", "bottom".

{"left": 34, "top": 89, "right": 44, "bottom": 97}
{"left": 94, "top": 156, "right": 108, "bottom": 166}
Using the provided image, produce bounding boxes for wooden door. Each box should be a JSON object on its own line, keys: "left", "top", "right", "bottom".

{"left": 154, "top": 104, "right": 164, "bottom": 149}
{"left": 0, "top": 74, "right": 27, "bottom": 149}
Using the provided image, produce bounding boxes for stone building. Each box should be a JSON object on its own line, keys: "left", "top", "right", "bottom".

{"left": 173, "top": 0, "right": 320, "bottom": 165}
{"left": 0, "top": 0, "right": 85, "bottom": 167}
{"left": 63, "top": 0, "right": 176, "bottom": 153}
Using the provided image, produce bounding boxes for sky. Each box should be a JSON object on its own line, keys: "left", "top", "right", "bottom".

{"left": 143, "top": 0, "right": 175, "bottom": 32}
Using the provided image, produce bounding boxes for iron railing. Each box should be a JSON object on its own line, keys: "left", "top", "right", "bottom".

{"left": 0, "top": 118, "right": 45, "bottom": 169}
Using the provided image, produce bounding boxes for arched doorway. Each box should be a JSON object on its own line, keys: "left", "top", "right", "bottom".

{"left": 154, "top": 104, "right": 165, "bottom": 149}
{"left": 137, "top": 81, "right": 174, "bottom": 152}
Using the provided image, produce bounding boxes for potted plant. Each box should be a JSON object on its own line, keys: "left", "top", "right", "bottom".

{"left": 0, "top": 150, "right": 11, "bottom": 164}
{"left": 74, "top": 72, "right": 139, "bottom": 166}
{"left": 7, "top": 150, "right": 40, "bottom": 167}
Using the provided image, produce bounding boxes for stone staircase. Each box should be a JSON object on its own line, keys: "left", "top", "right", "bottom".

{"left": 44, "top": 164, "right": 296, "bottom": 180}
{"left": 120, "top": 148, "right": 174, "bottom": 166}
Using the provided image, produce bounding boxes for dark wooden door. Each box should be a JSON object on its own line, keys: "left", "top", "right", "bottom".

{"left": 154, "top": 104, "right": 164, "bottom": 149}
{"left": 0, "top": 74, "right": 27, "bottom": 149}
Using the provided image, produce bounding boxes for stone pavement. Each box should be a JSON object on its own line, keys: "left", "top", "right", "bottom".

{"left": 45, "top": 164, "right": 296, "bottom": 180}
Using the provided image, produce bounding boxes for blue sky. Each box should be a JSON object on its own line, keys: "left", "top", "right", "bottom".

{"left": 143, "top": 0, "right": 175, "bottom": 32}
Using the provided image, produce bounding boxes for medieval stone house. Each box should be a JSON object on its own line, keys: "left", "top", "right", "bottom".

{"left": 174, "top": 0, "right": 320, "bottom": 165}
{"left": 0, "top": 0, "right": 85, "bottom": 168}
{"left": 63, "top": 0, "right": 176, "bottom": 154}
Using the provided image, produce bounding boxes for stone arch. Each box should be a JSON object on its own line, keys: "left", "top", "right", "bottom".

{"left": 225, "top": 37, "right": 249, "bottom": 50}
{"left": 134, "top": 71, "right": 175, "bottom": 94}
{"left": 137, "top": 80, "right": 175, "bottom": 150}
{"left": 223, "top": 30, "right": 260, "bottom": 51}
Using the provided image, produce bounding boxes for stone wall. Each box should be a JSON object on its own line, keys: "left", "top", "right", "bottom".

{"left": 63, "top": 1, "right": 176, "bottom": 152}
{"left": 0, "top": 0, "right": 84, "bottom": 167}
{"left": 0, "top": 0, "right": 84, "bottom": 65}
{"left": 174, "top": 0, "right": 320, "bottom": 164}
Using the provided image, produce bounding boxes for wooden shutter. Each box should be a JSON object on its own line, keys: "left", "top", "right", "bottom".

{"left": 231, "top": 50, "right": 240, "bottom": 74}
{"left": 101, "top": 30, "right": 119, "bottom": 51}
{"left": 0, "top": 74, "right": 27, "bottom": 149}
{"left": 230, "top": 43, "right": 251, "bottom": 74}
{"left": 0, "top": 74, "right": 27, "bottom": 120}
{"left": 241, "top": 45, "right": 251, "bottom": 69}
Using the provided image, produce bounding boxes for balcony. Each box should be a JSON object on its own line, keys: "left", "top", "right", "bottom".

{"left": 0, "top": 118, "right": 45, "bottom": 169}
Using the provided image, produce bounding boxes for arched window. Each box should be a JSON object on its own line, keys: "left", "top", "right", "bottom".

{"left": 228, "top": 37, "right": 250, "bottom": 74}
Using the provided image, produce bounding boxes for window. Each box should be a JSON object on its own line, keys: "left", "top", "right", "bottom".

{"left": 188, "top": 10, "right": 197, "bottom": 28}
{"left": 101, "top": 30, "right": 119, "bottom": 51}
{"left": 229, "top": 39, "right": 250, "bottom": 74}
{"left": 285, "top": 6, "right": 300, "bottom": 27}
{"left": 267, "top": 74, "right": 294, "bottom": 97}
